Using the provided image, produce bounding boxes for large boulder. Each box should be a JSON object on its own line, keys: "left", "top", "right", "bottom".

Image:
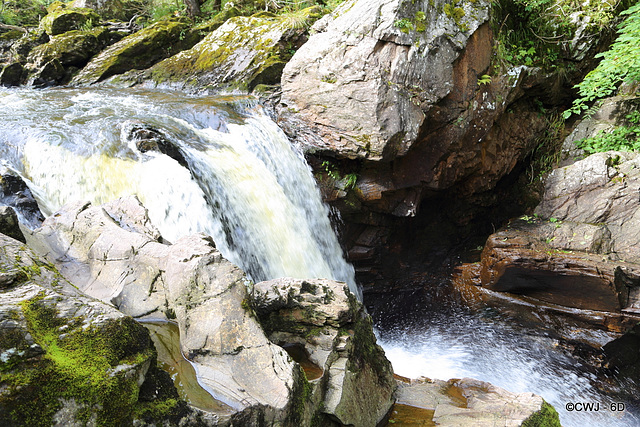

{"left": 40, "top": 1, "right": 101, "bottom": 36}
{"left": 24, "top": 27, "right": 109, "bottom": 86}
{"left": 23, "top": 196, "right": 394, "bottom": 425}
{"left": 71, "top": 18, "right": 200, "bottom": 85}
{"left": 252, "top": 277, "right": 396, "bottom": 426}
{"left": 146, "top": 8, "right": 321, "bottom": 91}
{"left": 454, "top": 150, "right": 640, "bottom": 318}
{"left": 0, "top": 232, "right": 171, "bottom": 426}
{"left": 279, "top": 0, "right": 492, "bottom": 161}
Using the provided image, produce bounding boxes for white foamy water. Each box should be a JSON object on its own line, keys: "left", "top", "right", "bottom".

{"left": 377, "top": 306, "right": 639, "bottom": 427}
{"left": 0, "top": 87, "right": 358, "bottom": 297}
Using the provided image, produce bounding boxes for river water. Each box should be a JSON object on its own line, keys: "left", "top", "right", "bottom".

{"left": 1, "top": 87, "right": 637, "bottom": 425}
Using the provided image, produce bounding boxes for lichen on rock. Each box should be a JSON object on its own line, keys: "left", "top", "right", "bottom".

{"left": 71, "top": 17, "right": 200, "bottom": 86}
{"left": 146, "top": 7, "right": 322, "bottom": 92}
{"left": 40, "top": 1, "right": 101, "bottom": 36}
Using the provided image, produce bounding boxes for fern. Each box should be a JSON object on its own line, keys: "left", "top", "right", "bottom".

{"left": 564, "top": 2, "right": 640, "bottom": 119}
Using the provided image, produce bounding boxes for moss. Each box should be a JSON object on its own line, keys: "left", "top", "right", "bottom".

{"left": 287, "top": 366, "right": 313, "bottom": 424}
{"left": 0, "top": 293, "right": 155, "bottom": 426}
{"left": 40, "top": 3, "right": 101, "bottom": 36}
{"left": 521, "top": 401, "right": 561, "bottom": 427}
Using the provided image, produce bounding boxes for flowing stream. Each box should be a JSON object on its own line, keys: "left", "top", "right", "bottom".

{"left": 0, "top": 86, "right": 358, "bottom": 298}
{"left": 2, "top": 87, "right": 638, "bottom": 425}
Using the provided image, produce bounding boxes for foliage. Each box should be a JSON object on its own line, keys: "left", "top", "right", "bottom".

{"left": 321, "top": 160, "right": 357, "bottom": 190}
{"left": 564, "top": 2, "right": 640, "bottom": 118}
{"left": 574, "top": 110, "right": 640, "bottom": 153}
{"left": 491, "top": 0, "right": 620, "bottom": 71}
{"left": 0, "top": 0, "right": 56, "bottom": 26}
{"left": 477, "top": 74, "right": 492, "bottom": 85}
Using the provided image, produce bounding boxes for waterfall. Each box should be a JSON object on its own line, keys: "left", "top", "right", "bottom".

{"left": 0, "top": 87, "right": 359, "bottom": 299}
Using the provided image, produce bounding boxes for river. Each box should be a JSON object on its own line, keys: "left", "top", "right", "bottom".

{"left": 1, "top": 86, "right": 637, "bottom": 426}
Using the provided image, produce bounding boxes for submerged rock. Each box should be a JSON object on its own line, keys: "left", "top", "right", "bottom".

{"left": 392, "top": 377, "right": 560, "bottom": 426}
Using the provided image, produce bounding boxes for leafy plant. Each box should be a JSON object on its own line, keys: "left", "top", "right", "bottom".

{"left": 477, "top": 74, "right": 492, "bottom": 85}
{"left": 394, "top": 18, "right": 413, "bottom": 33}
{"left": 564, "top": 2, "right": 640, "bottom": 119}
{"left": 573, "top": 111, "right": 640, "bottom": 153}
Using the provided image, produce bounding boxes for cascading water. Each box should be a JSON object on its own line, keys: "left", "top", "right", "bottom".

{"left": 374, "top": 289, "right": 640, "bottom": 427}
{"left": 0, "top": 86, "right": 359, "bottom": 298}
{"left": 2, "top": 86, "right": 637, "bottom": 426}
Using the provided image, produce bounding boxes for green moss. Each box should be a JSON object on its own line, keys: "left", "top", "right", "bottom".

{"left": 522, "top": 401, "right": 561, "bottom": 427}
{"left": 288, "top": 366, "right": 313, "bottom": 424}
{"left": 40, "top": 3, "right": 101, "bottom": 36}
{"left": 0, "top": 293, "right": 155, "bottom": 426}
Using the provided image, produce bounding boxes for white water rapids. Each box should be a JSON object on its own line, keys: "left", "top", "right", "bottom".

{"left": 2, "top": 87, "right": 638, "bottom": 426}
{"left": 0, "top": 87, "right": 358, "bottom": 297}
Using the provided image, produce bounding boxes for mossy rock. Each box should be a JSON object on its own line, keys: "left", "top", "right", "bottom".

{"left": 148, "top": 7, "right": 322, "bottom": 92}
{"left": 521, "top": 400, "right": 561, "bottom": 427}
{"left": 0, "top": 233, "right": 174, "bottom": 426}
{"left": 71, "top": 18, "right": 200, "bottom": 85}
{"left": 27, "top": 27, "right": 107, "bottom": 69}
{"left": 40, "top": 2, "right": 101, "bottom": 36}
{"left": 193, "top": 6, "right": 241, "bottom": 33}
{"left": 0, "top": 62, "right": 25, "bottom": 87}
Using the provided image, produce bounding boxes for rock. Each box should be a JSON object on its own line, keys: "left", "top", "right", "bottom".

{"left": 0, "top": 206, "right": 24, "bottom": 242}
{"left": 40, "top": 1, "right": 101, "bottom": 36}
{"left": 27, "top": 28, "right": 107, "bottom": 69}
{"left": 0, "top": 62, "right": 24, "bottom": 86}
{"left": 0, "top": 165, "right": 45, "bottom": 229}
{"left": 535, "top": 151, "right": 640, "bottom": 264}
{"left": 0, "top": 232, "right": 173, "bottom": 426}
{"left": 71, "top": 17, "right": 200, "bottom": 85}
{"left": 23, "top": 197, "right": 302, "bottom": 422}
{"left": 478, "top": 220, "right": 629, "bottom": 312}
{"left": 0, "top": 29, "right": 24, "bottom": 62}
{"left": 24, "top": 196, "right": 396, "bottom": 425}
{"left": 392, "top": 377, "right": 560, "bottom": 426}
{"left": 252, "top": 278, "right": 396, "bottom": 426}
{"left": 146, "top": 8, "right": 321, "bottom": 91}
{"left": 278, "top": 0, "right": 491, "bottom": 161}
{"left": 122, "top": 120, "right": 189, "bottom": 167}
{"left": 70, "top": 0, "right": 139, "bottom": 21}
{"left": 8, "top": 30, "right": 50, "bottom": 63}
{"left": 603, "top": 323, "right": 640, "bottom": 380}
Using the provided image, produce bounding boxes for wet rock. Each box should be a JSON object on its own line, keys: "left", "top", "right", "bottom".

{"left": 0, "top": 165, "right": 45, "bottom": 229}
{"left": 40, "top": 1, "right": 101, "bottom": 36}
{"left": 146, "top": 8, "right": 321, "bottom": 91}
{"left": 603, "top": 323, "right": 640, "bottom": 379}
{"left": 0, "top": 206, "right": 24, "bottom": 242}
{"left": 252, "top": 277, "right": 396, "bottom": 426}
{"left": 71, "top": 18, "right": 200, "bottom": 85}
{"left": 0, "top": 62, "right": 24, "bottom": 86}
{"left": 123, "top": 121, "right": 189, "bottom": 167}
{"left": 392, "top": 377, "right": 560, "bottom": 426}
{"left": 0, "top": 232, "right": 165, "bottom": 426}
